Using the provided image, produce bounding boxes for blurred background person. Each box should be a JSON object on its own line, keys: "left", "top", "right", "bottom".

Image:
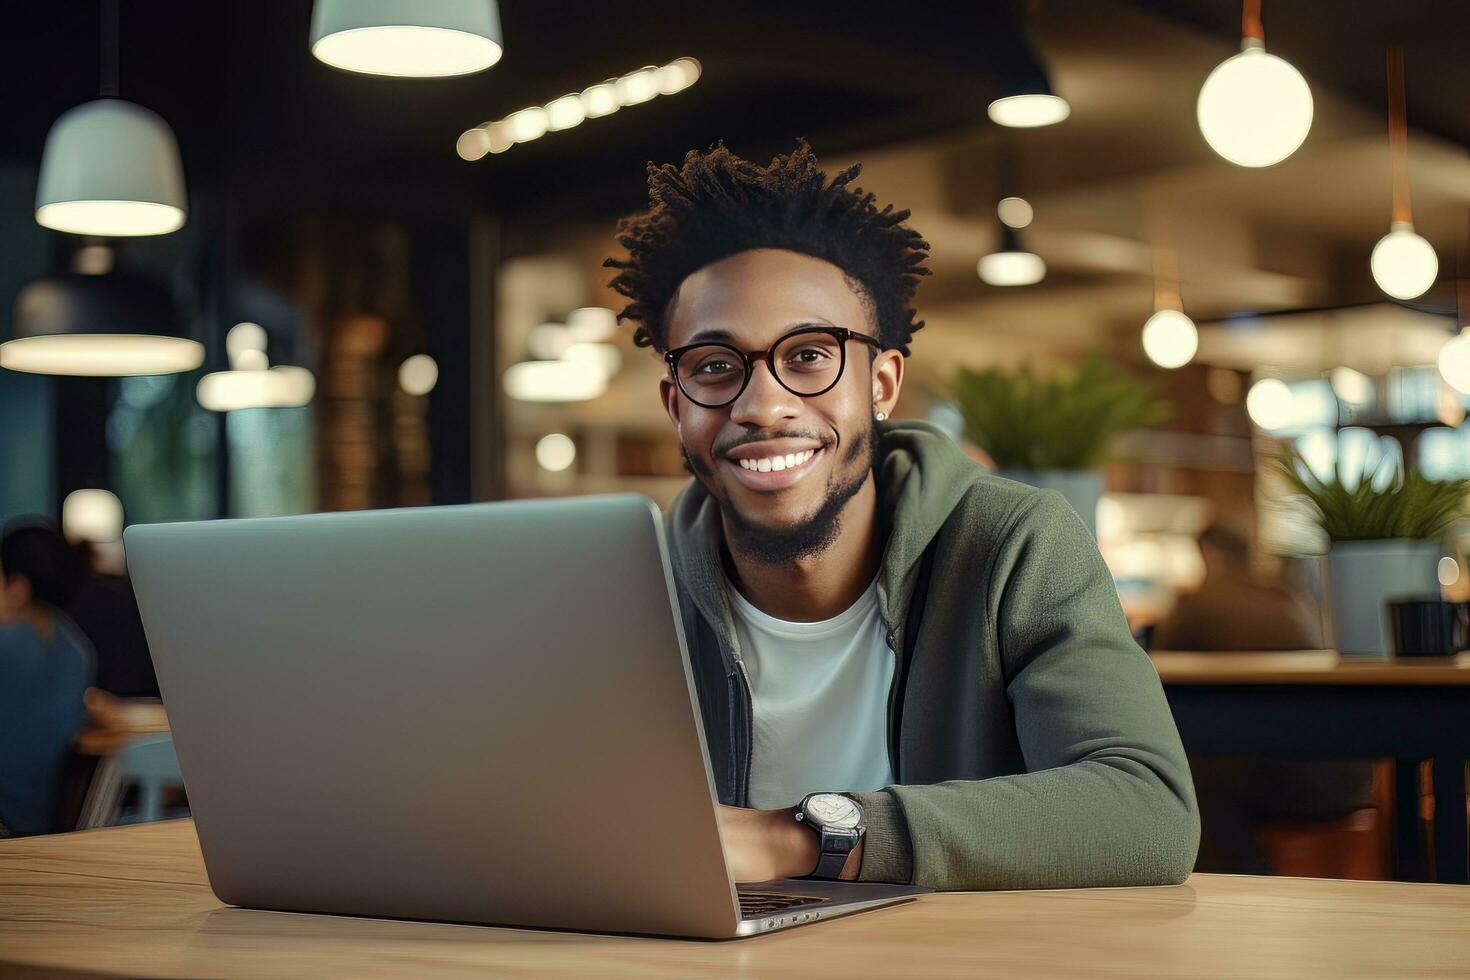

{"left": 1154, "top": 520, "right": 1375, "bottom": 874}
{"left": 66, "top": 542, "right": 158, "bottom": 700}
{"left": 0, "top": 519, "right": 93, "bottom": 836}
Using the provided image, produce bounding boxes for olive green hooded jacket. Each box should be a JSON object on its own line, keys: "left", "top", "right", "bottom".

{"left": 664, "top": 418, "right": 1199, "bottom": 889}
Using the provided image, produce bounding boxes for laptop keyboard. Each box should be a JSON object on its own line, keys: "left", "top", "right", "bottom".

{"left": 738, "top": 891, "right": 823, "bottom": 919}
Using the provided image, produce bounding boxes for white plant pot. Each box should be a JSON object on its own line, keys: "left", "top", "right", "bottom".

{"left": 1325, "top": 539, "right": 1442, "bottom": 657}
{"left": 994, "top": 468, "right": 1102, "bottom": 537}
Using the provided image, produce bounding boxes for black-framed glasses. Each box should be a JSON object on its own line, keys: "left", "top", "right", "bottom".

{"left": 664, "top": 326, "right": 882, "bottom": 409}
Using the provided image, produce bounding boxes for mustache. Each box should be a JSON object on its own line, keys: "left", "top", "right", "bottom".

{"left": 711, "top": 430, "right": 832, "bottom": 458}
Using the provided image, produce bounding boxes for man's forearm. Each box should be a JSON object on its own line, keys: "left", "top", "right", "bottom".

{"left": 715, "top": 804, "right": 862, "bottom": 882}
{"left": 851, "top": 755, "right": 1198, "bottom": 890}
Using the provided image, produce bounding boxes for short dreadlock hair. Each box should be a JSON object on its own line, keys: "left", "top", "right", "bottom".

{"left": 603, "top": 139, "right": 931, "bottom": 357}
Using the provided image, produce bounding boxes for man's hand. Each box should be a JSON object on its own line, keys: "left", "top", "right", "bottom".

{"left": 715, "top": 804, "right": 862, "bottom": 882}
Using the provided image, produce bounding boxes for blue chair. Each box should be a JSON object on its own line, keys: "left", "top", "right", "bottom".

{"left": 78, "top": 734, "right": 184, "bottom": 827}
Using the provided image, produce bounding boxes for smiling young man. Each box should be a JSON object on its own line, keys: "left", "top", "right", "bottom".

{"left": 604, "top": 140, "right": 1199, "bottom": 890}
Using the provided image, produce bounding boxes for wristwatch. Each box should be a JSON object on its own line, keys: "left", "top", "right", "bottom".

{"left": 794, "top": 792, "right": 864, "bottom": 879}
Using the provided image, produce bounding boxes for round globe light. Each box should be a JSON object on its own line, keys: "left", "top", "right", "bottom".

{"left": 987, "top": 94, "right": 1070, "bottom": 128}
{"left": 997, "top": 196, "right": 1034, "bottom": 229}
{"left": 1438, "top": 556, "right": 1460, "bottom": 587}
{"left": 309, "top": 0, "right": 503, "bottom": 77}
{"left": 1371, "top": 222, "right": 1438, "bottom": 300}
{"left": 1197, "top": 42, "right": 1313, "bottom": 167}
{"left": 1246, "top": 378, "right": 1294, "bottom": 430}
{"left": 977, "top": 251, "right": 1046, "bottom": 287}
{"left": 398, "top": 354, "right": 439, "bottom": 396}
{"left": 1437, "top": 331, "right": 1470, "bottom": 395}
{"left": 535, "top": 432, "right": 577, "bottom": 472}
{"left": 1141, "top": 309, "right": 1198, "bottom": 369}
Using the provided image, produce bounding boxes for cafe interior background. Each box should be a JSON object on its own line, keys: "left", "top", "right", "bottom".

{"left": 2, "top": 0, "right": 1468, "bottom": 879}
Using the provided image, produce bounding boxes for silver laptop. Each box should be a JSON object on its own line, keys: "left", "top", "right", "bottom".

{"left": 124, "top": 494, "right": 925, "bottom": 939}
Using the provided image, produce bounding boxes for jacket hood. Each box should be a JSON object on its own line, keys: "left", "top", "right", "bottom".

{"left": 665, "top": 418, "right": 980, "bottom": 655}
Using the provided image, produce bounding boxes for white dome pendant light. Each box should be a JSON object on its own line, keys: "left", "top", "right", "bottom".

{"left": 1141, "top": 247, "right": 1197, "bottom": 369}
{"left": 35, "top": 0, "right": 187, "bottom": 237}
{"left": 978, "top": 224, "right": 1046, "bottom": 287}
{"left": 1197, "top": 0, "right": 1313, "bottom": 168}
{"left": 1370, "top": 46, "right": 1438, "bottom": 301}
{"left": 311, "top": 0, "right": 504, "bottom": 78}
{"left": 978, "top": 193, "right": 1045, "bottom": 287}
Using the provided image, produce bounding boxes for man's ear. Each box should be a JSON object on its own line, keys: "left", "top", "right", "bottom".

{"left": 660, "top": 377, "right": 681, "bottom": 432}
{"left": 872, "top": 350, "right": 904, "bottom": 418}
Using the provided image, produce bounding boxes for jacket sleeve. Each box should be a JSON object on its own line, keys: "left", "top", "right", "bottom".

{"left": 849, "top": 489, "right": 1200, "bottom": 890}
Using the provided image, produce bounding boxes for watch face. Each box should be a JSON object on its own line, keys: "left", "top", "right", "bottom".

{"left": 805, "top": 793, "right": 860, "bottom": 829}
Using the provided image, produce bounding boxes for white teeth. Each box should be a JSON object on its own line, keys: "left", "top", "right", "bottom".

{"left": 737, "top": 449, "right": 817, "bottom": 472}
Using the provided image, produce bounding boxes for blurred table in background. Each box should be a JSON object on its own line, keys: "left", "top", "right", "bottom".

{"left": 67, "top": 698, "right": 173, "bottom": 831}
{"left": 1153, "top": 650, "right": 1470, "bottom": 884}
{"left": 75, "top": 697, "right": 169, "bottom": 756}
{"left": 3, "top": 820, "right": 1469, "bottom": 978}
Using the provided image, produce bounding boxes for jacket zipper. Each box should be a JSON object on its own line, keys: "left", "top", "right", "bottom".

{"left": 883, "top": 623, "right": 901, "bottom": 780}
{"left": 733, "top": 657, "right": 754, "bottom": 807}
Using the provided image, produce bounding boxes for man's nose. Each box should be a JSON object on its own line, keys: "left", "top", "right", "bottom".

{"left": 728, "top": 359, "right": 801, "bottom": 428}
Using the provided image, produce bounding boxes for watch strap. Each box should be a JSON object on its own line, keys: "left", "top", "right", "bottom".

{"left": 810, "top": 826, "right": 858, "bottom": 879}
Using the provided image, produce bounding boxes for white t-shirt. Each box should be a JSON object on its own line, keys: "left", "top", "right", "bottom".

{"left": 727, "top": 576, "right": 896, "bottom": 809}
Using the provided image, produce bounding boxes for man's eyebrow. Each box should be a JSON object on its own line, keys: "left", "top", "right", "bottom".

{"left": 683, "top": 320, "right": 836, "bottom": 346}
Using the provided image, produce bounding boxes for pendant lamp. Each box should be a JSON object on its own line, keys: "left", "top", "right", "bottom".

{"left": 1142, "top": 248, "right": 1197, "bottom": 369}
{"left": 35, "top": 0, "right": 187, "bottom": 237}
{"left": 311, "top": 0, "right": 504, "bottom": 77}
{"left": 1197, "top": 0, "right": 1313, "bottom": 168}
{"left": 1370, "top": 47, "right": 1438, "bottom": 301}
{"left": 1436, "top": 256, "right": 1470, "bottom": 395}
{"left": 977, "top": 225, "right": 1046, "bottom": 286}
{"left": 2, "top": 274, "right": 203, "bottom": 377}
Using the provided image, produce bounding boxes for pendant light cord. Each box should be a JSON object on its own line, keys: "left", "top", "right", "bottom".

{"left": 1387, "top": 45, "right": 1412, "bottom": 225}
{"left": 1146, "top": 199, "right": 1180, "bottom": 310}
{"left": 1241, "top": 0, "right": 1264, "bottom": 42}
{"left": 1459, "top": 217, "right": 1468, "bottom": 332}
{"left": 100, "top": 0, "right": 119, "bottom": 97}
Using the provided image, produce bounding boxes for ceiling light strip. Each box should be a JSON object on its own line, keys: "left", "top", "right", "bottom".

{"left": 457, "top": 57, "right": 701, "bottom": 160}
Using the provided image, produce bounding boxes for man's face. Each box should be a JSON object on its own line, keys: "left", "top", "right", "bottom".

{"left": 659, "top": 249, "right": 903, "bottom": 563}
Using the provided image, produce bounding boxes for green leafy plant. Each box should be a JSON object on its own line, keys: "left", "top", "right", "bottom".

{"left": 1275, "top": 442, "right": 1470, "bottom": 542}
{"left": 944, "top": 353, "right": 1173, "bottom": 470}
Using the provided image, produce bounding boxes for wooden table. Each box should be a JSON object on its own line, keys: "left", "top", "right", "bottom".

{"left": 3, "top": 821, "right": 1468, "bottom": 979}
{"left": 1152, "top": 650, "right": 1470, "bottom": 884}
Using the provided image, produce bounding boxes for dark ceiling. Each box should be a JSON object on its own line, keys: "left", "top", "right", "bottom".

{"left": 0, "top": 1, "right": 1041, "bottom": 229}
{"left": 2, "top": 1, "right": 1464, "bottom": 237}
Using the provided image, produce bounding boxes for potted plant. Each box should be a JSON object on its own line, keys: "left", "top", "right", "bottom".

{"left": 1275, "top": 442, "right": 1470, "bottom": 657}
{"left": 944, "top": 353, "right": 1173, "bottom": 534}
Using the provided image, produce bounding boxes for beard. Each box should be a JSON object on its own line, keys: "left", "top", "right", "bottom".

{"left": 681, "top": 419, "right": 878, "bottom": 565}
